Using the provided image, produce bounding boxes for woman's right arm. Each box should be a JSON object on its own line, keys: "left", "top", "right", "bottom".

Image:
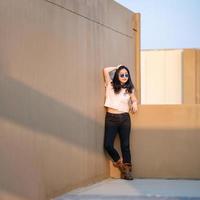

{"left": 103, "top": 66, "right": 118, "bottom": 85}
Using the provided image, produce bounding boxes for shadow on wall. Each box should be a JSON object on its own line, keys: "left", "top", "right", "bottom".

{"left": 0, "top": 73, "right": 108, "bottom": 199}
{"left": 131, "top": 127, "right": 200, "bottom": 179}
{"left": 0, "top": 74, "right": 104, "bottom": 146}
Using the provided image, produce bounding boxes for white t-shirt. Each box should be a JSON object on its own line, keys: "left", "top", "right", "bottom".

{"left": 104, "top": 82, "right": 131, "bottom": 112}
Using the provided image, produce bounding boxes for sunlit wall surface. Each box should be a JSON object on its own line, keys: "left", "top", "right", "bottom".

{"left": 141, "top": 49, "right": 182, "bottom": 104}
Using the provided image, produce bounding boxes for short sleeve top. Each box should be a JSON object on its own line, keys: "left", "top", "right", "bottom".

{"left": 104, "top": 82, "right": 131, "bottom": 112}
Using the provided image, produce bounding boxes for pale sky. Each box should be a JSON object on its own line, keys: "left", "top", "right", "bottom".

{"left": 115, "top": 0, "right": 200, "bottom": 50}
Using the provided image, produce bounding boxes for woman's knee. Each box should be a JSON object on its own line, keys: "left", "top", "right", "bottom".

{"left": 104, "top": 142, "right": 113, "bottom": 152}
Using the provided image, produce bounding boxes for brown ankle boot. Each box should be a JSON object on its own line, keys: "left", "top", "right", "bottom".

{"left": 122, "top": 163, "right": 133, "bottom": 180}
{"left": 113, "top": 159, "right": 125, "bottom": 174}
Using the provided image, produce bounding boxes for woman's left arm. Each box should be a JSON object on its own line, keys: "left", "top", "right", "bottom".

{"left": 130, "top": 91, "right": 138, "bottom": 114}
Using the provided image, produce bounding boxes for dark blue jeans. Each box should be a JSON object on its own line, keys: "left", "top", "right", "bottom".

{"left": 104, "top": 112, "right": 132, "bottom": 163}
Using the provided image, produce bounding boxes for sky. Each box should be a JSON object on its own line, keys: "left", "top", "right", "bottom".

{"left": 115, "top": 0, "right": 200, "bottom": 50}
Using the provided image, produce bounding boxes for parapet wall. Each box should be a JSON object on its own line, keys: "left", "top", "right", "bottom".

{"left": 111, "top": 105, "right": 200, "bottom": 179}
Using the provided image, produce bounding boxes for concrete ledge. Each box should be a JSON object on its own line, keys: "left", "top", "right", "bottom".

{"left": 111, "top": 105, "right": 200, "bottom": 179}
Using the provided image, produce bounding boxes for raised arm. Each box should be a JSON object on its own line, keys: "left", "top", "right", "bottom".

{"left": 103, "top": 66, "right": 118, "bottom": 85}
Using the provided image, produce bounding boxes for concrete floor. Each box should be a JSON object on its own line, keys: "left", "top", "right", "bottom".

{"left": 54, "top": 178, "right": 200, "bottom": 200}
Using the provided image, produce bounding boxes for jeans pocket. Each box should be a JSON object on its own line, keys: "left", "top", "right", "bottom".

{"left": 106, "top": 114, "right": 119, "bottom": 123}
{"left": 121, "top": 114, "right": 131, "bottom": 126}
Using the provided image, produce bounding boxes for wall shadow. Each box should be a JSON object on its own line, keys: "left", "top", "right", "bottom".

{"left": 0, "top": 74, "right": 105, "bottom": 146}
{"left": 0, "top": 73, "right": 107, "bottom": 199}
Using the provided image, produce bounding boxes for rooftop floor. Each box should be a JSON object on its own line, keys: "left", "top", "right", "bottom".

{"left": 53, "top": 178, "right": 200, "bottom": 200}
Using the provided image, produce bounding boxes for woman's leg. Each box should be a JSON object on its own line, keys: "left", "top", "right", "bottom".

{"left": 118, "top": 114, "right": 133, "bottom": 180}
{"left": 104, "top": 113, "right": 120, "bottom": 162}
{"left": 118, "top": 114, "right": 131, "bottom": 163}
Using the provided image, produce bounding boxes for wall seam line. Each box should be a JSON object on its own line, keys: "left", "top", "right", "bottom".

{"left": 45, "top": 0, "right": 133, "bottom": 38}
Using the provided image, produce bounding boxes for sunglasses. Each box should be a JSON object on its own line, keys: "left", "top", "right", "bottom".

{"left": 119, "top": 73, "right": 129, "bottom": 78}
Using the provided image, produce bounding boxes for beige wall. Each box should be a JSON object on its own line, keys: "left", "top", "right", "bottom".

{"left": 133, "top": 13, "right": 141, "bottom": 103}
{"left": 0, "top": 0, "right": 136, "bottom": 199}
{"left": 111, "top": 104, "right": 200, "bottom": 179}
{"left": 141, "top": 49, "right": 200, "bottom": 105}
{"left": 183, "top": 49, "right": 200, "bottom": 104}
{"left": 141, "top": 50, "right": 183, "bottom": 104}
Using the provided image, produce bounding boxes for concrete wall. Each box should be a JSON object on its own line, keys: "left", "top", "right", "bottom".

{"left": 140, "top": 49, "right": 200, "bottom": 105}
{"left": 0, "top": 0, "right": 136, "bottom": 199}
{"left": 183, "top": 49, "right": 200, "bottom": 104}
{"left": 111, "top": 104, "right": 200, "bottom": 179}
{"left": 133, "top": 13, "right": 141, "bottom": 103}
{"left": 141, "top": 49, "right": 183, "bottom": 104}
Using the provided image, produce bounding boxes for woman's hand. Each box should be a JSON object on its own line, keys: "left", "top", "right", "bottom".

{"left": 130, "top": 102, "right": 138, "bottom": 115}
{"left": 130, "top": 92, "right": 138, "bottom": 115}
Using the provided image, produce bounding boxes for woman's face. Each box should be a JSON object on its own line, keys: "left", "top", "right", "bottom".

{"left": 118, "top": 68, "right": 129, "bottom": 84}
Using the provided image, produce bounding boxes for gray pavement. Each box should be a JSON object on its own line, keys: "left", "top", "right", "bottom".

{"left": 54, "top": 178, "right": 200, "bottom": 200}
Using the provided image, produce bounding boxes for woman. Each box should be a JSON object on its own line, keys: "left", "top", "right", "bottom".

{"left": 103, "top": 65, "right": 138, "bottom": 180}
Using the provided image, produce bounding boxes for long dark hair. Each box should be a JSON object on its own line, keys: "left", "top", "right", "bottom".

{"left": 112, "top": 65, "right": 134, "bottom": 94}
